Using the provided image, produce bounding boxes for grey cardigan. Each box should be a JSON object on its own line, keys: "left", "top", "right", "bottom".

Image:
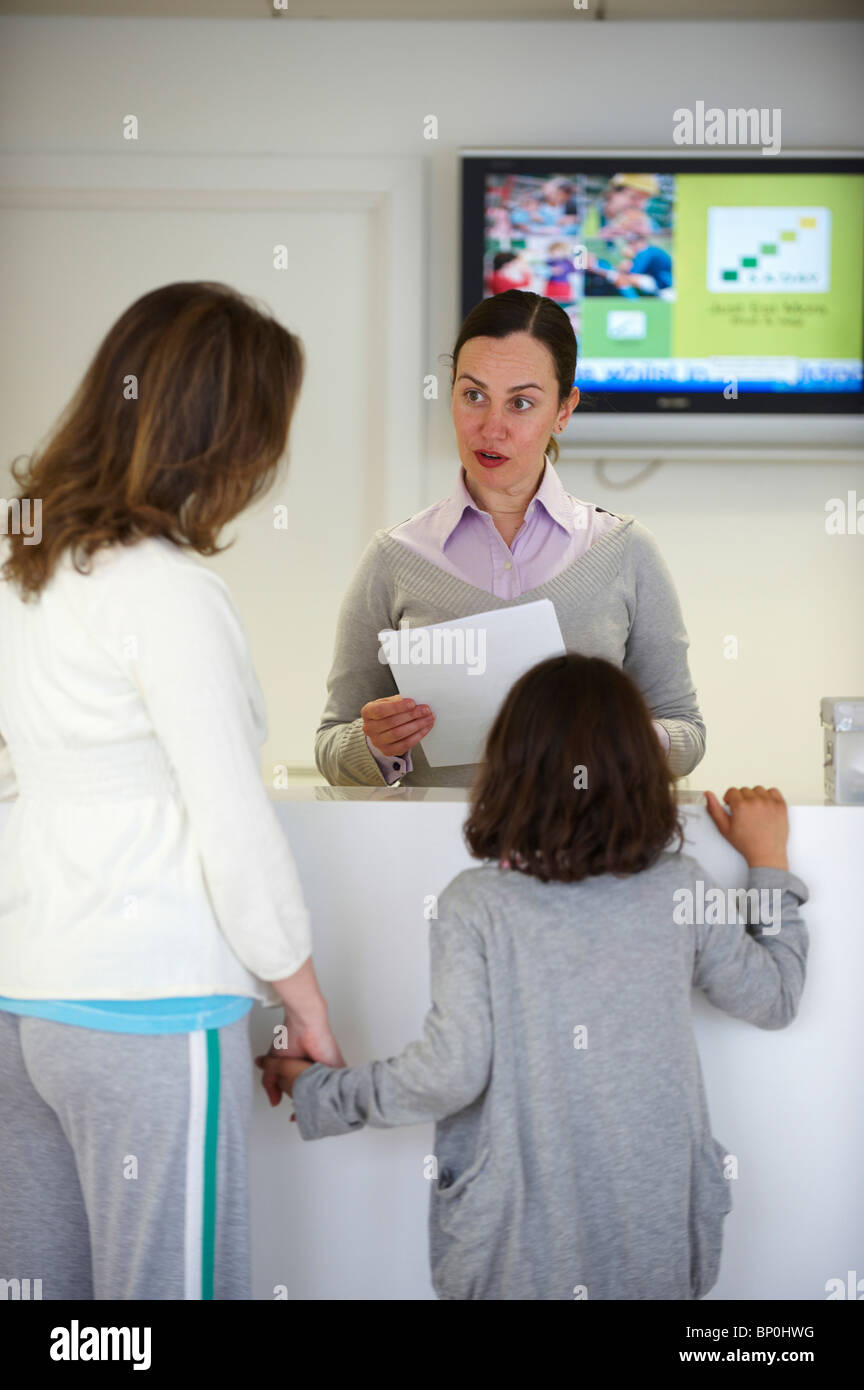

{"left": 314, "top": 517, "right": 706, "bottom": 786}
{"left": 292, "top": 854, "right": 809, "bottom": 1301}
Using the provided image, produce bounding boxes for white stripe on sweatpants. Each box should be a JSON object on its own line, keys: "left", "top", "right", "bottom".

{"left": 184, "top": 1030, "right": 208, "bottom": 1300}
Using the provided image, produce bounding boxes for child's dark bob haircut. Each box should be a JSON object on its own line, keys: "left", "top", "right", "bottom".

{"left": 464, "top": 653, "right": 685, "bottom": 883}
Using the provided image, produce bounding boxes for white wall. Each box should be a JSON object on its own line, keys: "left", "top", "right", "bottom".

{"left": 1, "top": 16, "right": 863, "bottom": 801}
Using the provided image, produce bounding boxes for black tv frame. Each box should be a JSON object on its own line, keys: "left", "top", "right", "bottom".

{"left": 460, "top": 151, "right": 864, "bottom": 416}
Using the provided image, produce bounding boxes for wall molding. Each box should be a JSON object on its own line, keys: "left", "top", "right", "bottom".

{"left": 0, "top": 152, "right": 426, "bottom": 529}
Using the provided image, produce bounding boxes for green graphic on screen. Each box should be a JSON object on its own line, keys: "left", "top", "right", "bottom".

{"left": 674, "top": 174, "right": 863, "bottom": 360}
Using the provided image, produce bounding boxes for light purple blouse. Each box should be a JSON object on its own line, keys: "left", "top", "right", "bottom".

{"left": 366, "top": 460, "right": 671, "bottom": 783}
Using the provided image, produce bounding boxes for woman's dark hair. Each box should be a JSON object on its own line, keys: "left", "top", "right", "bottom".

{"left": 2, "top": 281, "right": 303, "bottom": 599}
{"left": 492, "top": 251, "right": 518, "bottom": 270}
{"left": 449, "top": 289, "right": 577, "bottom": 463}
{"left": 464, "top": 654, "right": 684, "bottom": 883}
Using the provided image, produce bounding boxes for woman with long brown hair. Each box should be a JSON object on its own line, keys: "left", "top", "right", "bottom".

{"left": 0, "top": 281, "right": 343, "bottom": 1300}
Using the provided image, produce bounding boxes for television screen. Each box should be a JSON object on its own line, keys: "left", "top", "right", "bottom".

{"left": 461, "top": 154, "right": 864, "bottom": 415}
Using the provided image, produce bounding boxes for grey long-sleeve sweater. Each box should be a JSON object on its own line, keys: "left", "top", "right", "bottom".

{"left": 314, "top": 517, "right": 705, "bottom": 786}
{"left": 292, "top": 855, "right": 809, "bottom": 1301}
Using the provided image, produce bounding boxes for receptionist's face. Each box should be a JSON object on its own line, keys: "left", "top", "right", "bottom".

{"left": 452, "top": 332, "right": 578, "bottom": 496}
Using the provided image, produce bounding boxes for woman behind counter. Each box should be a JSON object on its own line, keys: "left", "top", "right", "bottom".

{"left": 315, "top": 290, "right": 705, "bottom": 788}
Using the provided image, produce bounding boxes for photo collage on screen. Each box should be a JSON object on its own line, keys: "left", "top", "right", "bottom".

{"left": 484, "top": 171, "right": 676, "bottom": 373}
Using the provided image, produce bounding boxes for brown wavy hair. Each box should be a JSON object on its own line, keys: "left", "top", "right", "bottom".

{"left": 464, "top": 654, "right": 684, "bottom": 883}
{"left": 449, "top": 290, "right": 577, "bottom": 463}
{"left": 1, "top": 281, "right": 303, "bottom": 600}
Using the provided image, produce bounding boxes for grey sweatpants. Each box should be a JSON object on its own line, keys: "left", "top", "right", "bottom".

{"left": 0, "top": 1009, "right": 253, "bottom": 1300}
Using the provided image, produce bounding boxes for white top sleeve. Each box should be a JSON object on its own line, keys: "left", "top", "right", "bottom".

{"left": 104, "top": 556, "right": 312, "bottom": 985}
{"left": 0, "top": 732, "right": 18, "bottom": 802}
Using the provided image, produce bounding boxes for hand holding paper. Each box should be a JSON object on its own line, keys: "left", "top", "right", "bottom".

{"left": 379, "top": 600, "right": 566, "bottom": 767}
{"left": 361, "top": 694, "right": 435, "bottom": 758}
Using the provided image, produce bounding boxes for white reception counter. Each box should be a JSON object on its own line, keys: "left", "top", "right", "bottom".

{"left": 244, "top": 789, "right": 863, "bottom": 1302}
{"left": 2, "top": 790, "right": 862, "bottom": 1300}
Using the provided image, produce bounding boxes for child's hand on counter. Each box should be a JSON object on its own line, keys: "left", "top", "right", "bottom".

{"left": 705, "top": 786, "right": 789, "bottom": 871}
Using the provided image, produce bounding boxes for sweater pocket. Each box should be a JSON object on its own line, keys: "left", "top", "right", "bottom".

{"left": 435, "top": 1145, "right": 492, "bottom": 1205}
{"left": 431, "top": 1146, "right": 499, "bottom": 1299}
{"left": 689, "top": 1137, "right": 734, "bottom": 1301}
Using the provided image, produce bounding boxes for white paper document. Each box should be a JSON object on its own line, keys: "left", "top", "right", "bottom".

{"left": 379, "top": 599, "right": 566, "bottom": 768}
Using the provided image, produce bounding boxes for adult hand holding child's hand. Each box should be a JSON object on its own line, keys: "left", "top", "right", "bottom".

{"left": 705, "top": 786, "right": 789, "bottom": 871}
{"left": 255, "top": 1052, "right": 316, "bottom": 1102}
{"left": 255, "top": 1008, "right": 346, "bottom": 1113}
{"left": 256, "top": 959, "right": 346, "bottom": 1111}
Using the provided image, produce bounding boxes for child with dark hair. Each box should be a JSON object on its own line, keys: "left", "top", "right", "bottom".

{"left": 262, "top": 655, "right": 808, "bottom": 1301}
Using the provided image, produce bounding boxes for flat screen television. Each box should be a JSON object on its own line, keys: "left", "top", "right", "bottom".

{"left": 461, "top": 151, "right": 864, "bottom": 427}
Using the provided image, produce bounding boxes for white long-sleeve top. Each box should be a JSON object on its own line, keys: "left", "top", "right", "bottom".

{"left": 0, "top": 534, "right": 311, "bottom": 1003}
